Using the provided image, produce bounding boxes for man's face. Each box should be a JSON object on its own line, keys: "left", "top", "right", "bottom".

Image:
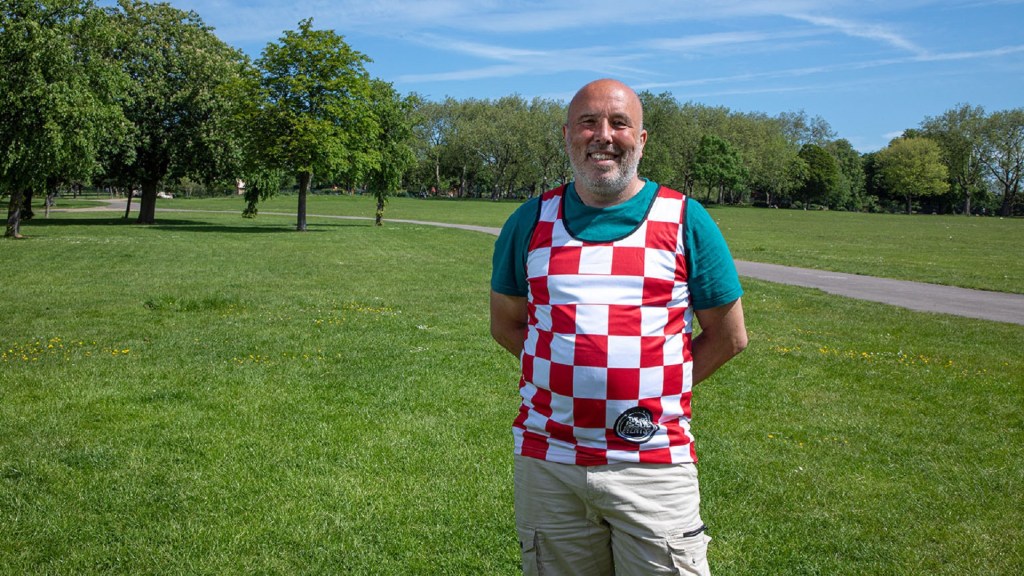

{"left": 564, "top": 81, "right": 647, "bottom": 201}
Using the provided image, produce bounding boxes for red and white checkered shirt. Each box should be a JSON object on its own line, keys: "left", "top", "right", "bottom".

{"left": 513, "top": 184, "right": 696, "bottom": 466}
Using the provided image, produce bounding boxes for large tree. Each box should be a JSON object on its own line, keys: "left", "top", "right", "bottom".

{"left": 1, "top": 0, "right": 126, "bottom": 238}
{"left": 980, "top": 109, "right": 1024, "bottom": 217}
{"left": 692, "top": 134, "right": 745, "bottom": 204}
{"left": 253, "top": 18, "right": 377, "bottom": 231}
{"left": 365, "top": 80, "right": 416, "bottom": 225}
{"left": 106, "top": 0, "right": 244, "bottom": 225}
{"left": 922, "top": 104, "right": 987, "bottom": 215}
{"left": 638, "top": 91, "right": 700, "bottom": 194}
{"left": 796, "top": 143, "right": 840, "bottom": 209}
{"left": 522, "top": 97, "right": 569, "bottom": 197}
{"left": 825, "top": 139, "right": 866, "bottom": 210}
{"left": 876, "top": 137, "right": 949, "bottom": 215}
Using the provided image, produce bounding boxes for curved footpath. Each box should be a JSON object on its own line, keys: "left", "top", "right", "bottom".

{"left": 57, "top": 202, "right": 1024, "bottom": 326}
{"left": 382, "top": 218, "right": 1024, "bottom": 326}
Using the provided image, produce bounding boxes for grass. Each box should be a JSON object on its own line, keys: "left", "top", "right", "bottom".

{"left": 710, "top": 207, "right": 1024, "bottom": 294}
{"left": 2, "top": 205, "right": 1022, "bottom": 574}
{"left": 137, "top": 193, "right": 1024, "bottom": 293}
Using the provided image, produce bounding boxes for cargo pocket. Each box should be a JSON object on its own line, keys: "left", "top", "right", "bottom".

{"left": 517, "top": 527, "right": 541, "bottom": 576}
{"left": 667, "top": 530, "right": 712, "bottom": 575}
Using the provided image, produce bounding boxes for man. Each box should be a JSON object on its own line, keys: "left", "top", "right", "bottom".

{"left": 490, "top": 78, "right": 748, "bottom": 575}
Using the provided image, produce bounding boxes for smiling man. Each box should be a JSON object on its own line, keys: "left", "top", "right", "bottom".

{"left": 490, "top": 79, "right": 748, "bottom": 575}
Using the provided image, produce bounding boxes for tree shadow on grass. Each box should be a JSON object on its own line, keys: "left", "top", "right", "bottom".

{"left": 24, "top": 216, "right": 370, "bottom": 234}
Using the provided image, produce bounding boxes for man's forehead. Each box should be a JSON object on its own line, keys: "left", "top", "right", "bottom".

{"left": 568, "top": 91, "right": 642, "bottom": 123}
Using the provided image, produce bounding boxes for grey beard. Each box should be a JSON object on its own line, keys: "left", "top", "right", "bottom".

{"left": 570, "top": 153, "right": 641, "bottom": 199}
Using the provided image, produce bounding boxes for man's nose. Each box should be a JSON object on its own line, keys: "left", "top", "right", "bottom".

{"left": 592, "top": 119, "right": 613, "bottom": 142}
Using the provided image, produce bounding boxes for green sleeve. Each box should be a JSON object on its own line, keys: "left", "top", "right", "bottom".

{"left": 684, "top": 199, "right": 744, "bottom": 310}
{"left": 490, "top": 197, "right": 540, "bottom": 297}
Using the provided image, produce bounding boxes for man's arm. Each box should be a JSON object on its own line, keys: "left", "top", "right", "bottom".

{"left": 490, "top": 290, "right": 529, "bottom": 357}
{"left": 691, "top": 298, "right": 748, "bottom": 385}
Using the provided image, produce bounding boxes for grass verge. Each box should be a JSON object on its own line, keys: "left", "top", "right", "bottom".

{"left": 86, "top": 194, "right": 1024, "bottom": 293}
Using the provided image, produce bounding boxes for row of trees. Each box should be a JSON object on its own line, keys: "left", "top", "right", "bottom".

{"left": 2, "top": 0, "right": 413, "bottom": 237}
{"left": 3, "top": 1, "right": 1022, "bottom": 240}
{"left": 404, "top": 95, "right": 1023, "bottom": 217}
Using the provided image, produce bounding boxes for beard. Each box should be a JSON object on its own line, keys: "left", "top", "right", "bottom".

{"left": 569, "top": 145, "right": 642, "bottom": 200}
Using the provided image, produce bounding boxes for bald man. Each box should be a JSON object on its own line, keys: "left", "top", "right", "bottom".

{"left": 490, "top": 79, "right": 748, "bottom": 575}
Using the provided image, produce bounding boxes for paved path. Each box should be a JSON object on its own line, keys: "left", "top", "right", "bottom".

{"left": 59, "top": 201, "right": 1024, "bottom": 325}
{"left": 733, "top": 261, "right": 1024, "bottom": 325}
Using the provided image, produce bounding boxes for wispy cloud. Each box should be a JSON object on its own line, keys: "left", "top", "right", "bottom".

{"left": 644, "top": 30, "right": 813, "bottom": 53}
{"left": 787, "top": 13, "right": 928, "bottom": 55}
{"left": 631, "top": 43, "right": 1024, "bottom": 92}
{"left": 395, "top": 33, "right": 652, "bottom": 84}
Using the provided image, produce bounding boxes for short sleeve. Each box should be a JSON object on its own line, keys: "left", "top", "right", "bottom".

{"left": 490, "top": 197, "right": 541, "bottom": 297}
{"left": 684, "top": 199, "right": 743, "bottom": 310}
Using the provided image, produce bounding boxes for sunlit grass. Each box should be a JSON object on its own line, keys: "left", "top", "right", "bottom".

{"left": 134, "top": 193, "right": 1024, "bottom": 293}
{"left": 2, "top": 208, "right": 1021, "bottom": 574}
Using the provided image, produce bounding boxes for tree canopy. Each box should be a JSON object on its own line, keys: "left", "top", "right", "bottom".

{"left": 251, "top": 18, "right": 376, "bottom": 231}
{"left": 875, "top": 137, "right": 949, "bottom": 215}
{"left": 1, "top": 0, "right": 126, "bottom": 237}
{"left": 108, "top": 0, "right": 245, "bottom": 225}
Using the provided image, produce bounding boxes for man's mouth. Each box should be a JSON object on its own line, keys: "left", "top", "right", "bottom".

{"left": 589, "top": 151, "right": 619, "bottom": 161}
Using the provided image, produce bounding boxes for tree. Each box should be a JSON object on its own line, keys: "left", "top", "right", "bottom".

{"left": 105, "top": 0, "right": 245, "bottom": 225}
{"left": 365, "top": 80, "right": 416, "bottom": 225}
{"left": 796, "top": 144, "right": 840, "bottom": 208}
{"left": 824, "top": 139, "right": 866, "bottom": 210}
{"left": 471, "top": 95, "right": 531, "bottom": 200}
{"left": 979, "top": 109, "right": 1024, "bottom": 217}
{"left": 638, "top": 92, "right": 700, "bottom": 194}
{"left": 253, "top": 18, "right": 376, "bottom": 231}
{"left": 1, "top": 0, "right": 126, "bottom": 238}
{"left": 747, "top": 129, "right": 802, "bottom": 208}
{"left": 410, "top": 98, "right": 455, "bottom": 196}
{"left": 778, "top": 110, "right": 836, "bottom": 147}
{"left": 875, "top": 137, "right": 949, "bottom": 215}
{"left": 692, "top": 134, "right": 745, "bottom": 204}
{"left": 522, "top": 97, "right": 569, "bottom": 197}
{"left": 922, "top": 104, "right": 987, "bottom": 215}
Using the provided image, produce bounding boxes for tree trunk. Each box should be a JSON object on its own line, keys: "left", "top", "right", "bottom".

{"left": 123, "top": 192, "right": 133, "bottom": 219}
{"left": 44, "top": 192, "right": 57, "bottom": 218}
{"left": 296, "top": 170, "right": 311, "bottom": 231}
{"left": 5, "top": 189, "right": 26, "bottom": 238}
{"left": 375, "top": 196, "right": 384, "bottom": 226}
{"left": 21, "top": 190, "right": 35, "bottom": 221}
{"left": 906, "top": 194, "right": 913, "bottom": 215}
{"left": 136, "top": 180, "right": 159, "bottom": 224}
{"left": 434, "top": 159, "right": 442, "bottom": 196}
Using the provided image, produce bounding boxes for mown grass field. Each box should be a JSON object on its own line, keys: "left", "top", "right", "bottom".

{"left": 152, "top": 193, "right": 1024, "bottom": 293}
{"left": 2, "top": 202, "right": 1022, "bottom": 574}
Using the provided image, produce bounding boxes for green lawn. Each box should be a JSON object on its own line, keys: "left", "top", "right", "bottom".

{"left": 134, "top": 193, "right": 1024, "bottom": 293}
{"left": 2, "top": 206, "right": 1021, "bottom": 574}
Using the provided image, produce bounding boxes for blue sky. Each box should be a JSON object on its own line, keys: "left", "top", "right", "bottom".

{"left": 106, "top": 0, "right": 1023, "bottom": 152}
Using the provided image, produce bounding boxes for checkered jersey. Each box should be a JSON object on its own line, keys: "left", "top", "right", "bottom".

{"left": 514, "top": 184, "right": 695, "bottom": 466}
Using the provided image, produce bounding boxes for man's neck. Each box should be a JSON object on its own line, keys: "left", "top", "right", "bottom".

{"left": 575, "top": 178, "right": 645, "bottom": 208}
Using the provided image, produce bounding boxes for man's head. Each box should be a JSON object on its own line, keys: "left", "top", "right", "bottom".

{"left": 564, "top": 79, "right": 648, "bottom": 206}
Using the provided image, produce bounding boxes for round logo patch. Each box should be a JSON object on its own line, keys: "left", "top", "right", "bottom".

{"left": 614, "top": 407, "right": 659, "bottom": 444}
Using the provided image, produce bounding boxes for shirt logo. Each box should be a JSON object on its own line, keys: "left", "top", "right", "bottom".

{"left": 614, "top": 407, "right": 659, "bottom": 444}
